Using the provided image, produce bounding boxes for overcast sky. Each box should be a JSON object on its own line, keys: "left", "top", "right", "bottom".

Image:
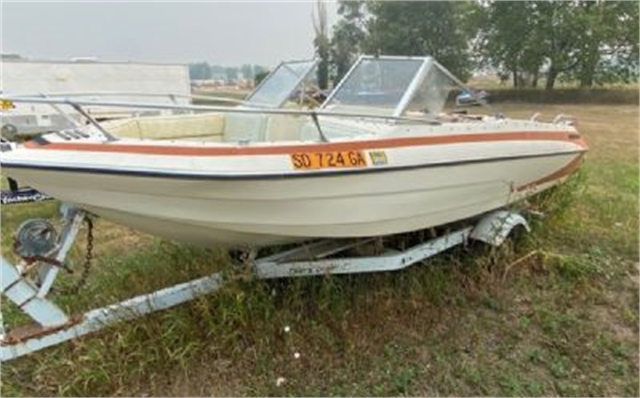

{"left": 1, "top": 1, "right": 339, "bottom": 68}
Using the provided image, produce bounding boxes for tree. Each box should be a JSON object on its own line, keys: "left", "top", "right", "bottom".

{"left": 224, "top": 67, "right": 238, "bottom": 83}
{"left": 312, "top": 0, "right": 330, "bottom": 89}
{"left": 240, "top": 64, "right": 254, "bottom": 80}
{"left": 477, "top": 0, "right": 639, "bottom": 89}
{"left": 210, "top": 64, "right": 225, "bottom": 77}
{"left": 329, "top": 1, "right": 476, "bottom": 81}
{"left": 475, "top": 1, "right": 545, "bottom": 88}
{"left": 329, "top": 0, "right": 638, "bottom": 89}
{"left": 254, "top": 70, "right": 270, "bottom": 86}
{"left": 188, "top": 62, "right": 211, "bottom": 80}
{"left": 570, "top": 1, "right": 639, "bottom": 87}
{"left": 253, "top": 65, "right": 266, "bottom": 76}
{"left": 366, "top": 1, "right": 475, "bottom": 80}
{"left": 252, "top": 65, "right": 267, "bottom": 85}
{"left": 536, "top": 1, "right": 587, "bottom": 90}
{"left": 330, "top": 1, "right": 367, "bottom": 85}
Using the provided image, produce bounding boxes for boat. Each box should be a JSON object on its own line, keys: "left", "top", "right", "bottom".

{"left": 0, "top": 55, "right": 588, "bottom": 248}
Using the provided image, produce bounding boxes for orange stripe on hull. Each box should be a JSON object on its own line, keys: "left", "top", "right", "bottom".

{"left": 25, "top": 131, "right": 588, "bottom": 157}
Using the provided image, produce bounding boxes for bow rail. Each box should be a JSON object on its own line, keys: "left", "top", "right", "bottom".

{"left": 0, "top": 95, "right": 442, "bottom": 127}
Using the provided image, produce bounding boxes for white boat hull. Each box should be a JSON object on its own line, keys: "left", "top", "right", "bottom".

{"left": 4, "top": 142, "right": 584, "bottom": 247}
{"left": 1, "top": 53, "right": 590, "bottom": 248}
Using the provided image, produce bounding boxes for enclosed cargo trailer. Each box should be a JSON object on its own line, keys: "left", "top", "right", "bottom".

{"left": 0, "top": 57, "right": 191, "bottom": 134}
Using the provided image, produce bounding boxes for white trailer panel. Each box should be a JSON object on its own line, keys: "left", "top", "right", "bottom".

{"left": 0, "top": 59, "right": 191, "bottom": 133}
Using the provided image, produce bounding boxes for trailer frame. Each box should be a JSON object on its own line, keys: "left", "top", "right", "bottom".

{"left": 0, "top": 204, "right": 529, "bottom": 362}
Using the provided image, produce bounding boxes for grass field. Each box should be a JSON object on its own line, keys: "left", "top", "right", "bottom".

{"left": 0, "top": 101, "right": 638, "bottom": 396}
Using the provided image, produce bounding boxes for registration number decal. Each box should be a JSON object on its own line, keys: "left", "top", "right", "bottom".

{"left": 291, "top": 151, "right": 367, "bottom": 170}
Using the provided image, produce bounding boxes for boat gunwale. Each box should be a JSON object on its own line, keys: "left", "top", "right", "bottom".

{"left": 2, "top": 150, "right": 586, "bottom": 181}
{"left": 19, "top": 131, "right": 587, "bottom": 156}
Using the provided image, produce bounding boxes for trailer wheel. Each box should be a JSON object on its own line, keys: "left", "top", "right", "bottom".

{"left": 1, "top": 123, "right": 18, "bottom": 141}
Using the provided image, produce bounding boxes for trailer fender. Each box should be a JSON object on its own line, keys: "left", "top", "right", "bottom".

{"left": 470, "top": 210, "right": 530, "bottom": 246}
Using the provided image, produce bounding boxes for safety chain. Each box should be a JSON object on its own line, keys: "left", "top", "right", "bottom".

{"left": 53, "top": 216, "right": 94, "bottom": 296}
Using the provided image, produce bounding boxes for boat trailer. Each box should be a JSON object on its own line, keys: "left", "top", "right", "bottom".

{"left": 1, "top": 200, "right": 529, "bottom": 362}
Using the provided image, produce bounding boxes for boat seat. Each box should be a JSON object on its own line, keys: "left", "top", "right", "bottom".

{"left": 104, "top": 113, "right": 225, "bottom": 141}
{"left": 264, "top": 114, "right": 307, "bottom": 142}
{"left": 300, "top": 118, "right": 377, "bottom": 141}
{"left": 223, "top": 113, "right": 267, "bottom": 143}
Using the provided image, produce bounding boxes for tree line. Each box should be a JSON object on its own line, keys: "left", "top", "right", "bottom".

{"left": 188, "top": 63, "right": 267, "bottom": 83}
{"left": 314, "top": 0, "right": 639, "bottom": 90}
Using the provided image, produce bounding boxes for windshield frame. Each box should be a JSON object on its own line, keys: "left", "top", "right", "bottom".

{"left": 321, "top": 55, "right": 435, "bottom": 117}
{"left": 320, "top": 55, "right": 485, "bottom": 118}
{"left": 244, "top": 59, "right": 319, "bottom": 109}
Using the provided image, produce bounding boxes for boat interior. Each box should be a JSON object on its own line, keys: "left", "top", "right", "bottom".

{"left": 96, "top": 56, "right": 478, "bottom": 144}
{"left": 98, "top": 58, "right": 354, "bottom": 143}
{"left": 9, "top": 56, "right": 487, "bottom": 145}
{"left": 100, "top": 111, "right": 352, "bottom": 143}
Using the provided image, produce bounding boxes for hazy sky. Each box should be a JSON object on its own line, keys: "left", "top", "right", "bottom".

{"left": 1, "top": 1, "right": 339, "bottom": 67}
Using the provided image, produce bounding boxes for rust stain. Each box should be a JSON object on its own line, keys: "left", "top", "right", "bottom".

{"left": 1, "top": 314, "right": 84, "bottom": 345}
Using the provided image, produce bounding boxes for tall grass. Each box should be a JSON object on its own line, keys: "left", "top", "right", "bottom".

{"left": 1, "top": 172, "right": 607, "bottom": 397}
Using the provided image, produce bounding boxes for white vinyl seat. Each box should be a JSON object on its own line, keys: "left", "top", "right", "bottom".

{"left": 264, "top": 115, "right": 306, "bottom": 142}
{"left": 104, "top": 113, "right": 225, "bottom": 141}
{"left": 223, "top": 113, "right": 268, "bottom": 142}
{"left": 300, "top": 118, "right": 377, "bottom": 141}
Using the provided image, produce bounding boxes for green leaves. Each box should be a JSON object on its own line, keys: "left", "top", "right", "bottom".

{"left": 330, "top": 1, "right": 475, "bottom": 82}
{"left": 477, "top": 0, "right": 639, "bottom": 89}
{"left": 330, "top": 0, "right": 639, "bottom": 89}
{"left": 364, "top": 1, "right": 475, "bottom": 80}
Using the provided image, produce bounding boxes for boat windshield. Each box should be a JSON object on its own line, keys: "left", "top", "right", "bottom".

{"left": 403, "top": 62, "right": 460, "bottom": 116}
{"left": 321, "top": 56, "right": 464, "bottom": 118}
{"left": 245, "top": 59, "right": 318, "bottom": 108}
